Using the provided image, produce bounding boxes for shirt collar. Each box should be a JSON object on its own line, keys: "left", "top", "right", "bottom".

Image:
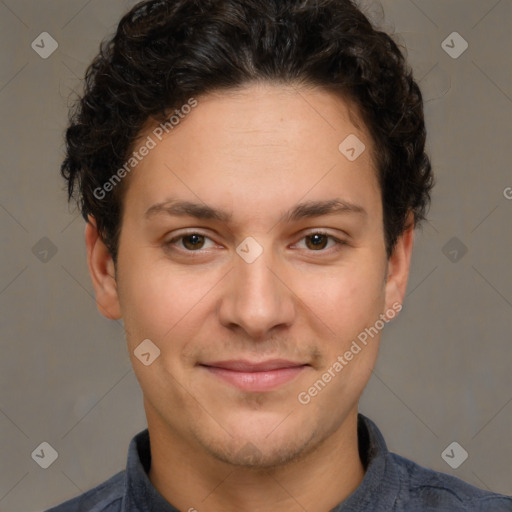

{"left": 331, "top": 414, "right": 401, "bottom": 511}
{"left": 121, "top": 429, "right": 179, "bottom": 512}
{"left": 121, "top": 413, "right": 399, "bottom": 511}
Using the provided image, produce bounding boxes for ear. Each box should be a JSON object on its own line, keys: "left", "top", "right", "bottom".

{"left": 384, "top": 212, "right": 415, "bottom": 314}
{"left": 85, "top": 216, "right": 122, "bottom": 320}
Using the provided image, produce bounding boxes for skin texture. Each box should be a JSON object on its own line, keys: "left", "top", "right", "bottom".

{"left": 86, "top": 84, "right": 414, "bottom": 512}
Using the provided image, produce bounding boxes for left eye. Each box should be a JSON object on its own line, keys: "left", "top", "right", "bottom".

{"left": 169, "top": 233, "right": 215, "bottom": 251}
{"left": 295, "top": 232, "right": 343, "bottom": 251}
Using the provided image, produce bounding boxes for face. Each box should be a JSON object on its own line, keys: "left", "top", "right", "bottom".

{"left": 87, "top": 84, "right": 412, "bottom": 468}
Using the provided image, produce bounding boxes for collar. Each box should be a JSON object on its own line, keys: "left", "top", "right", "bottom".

{"left": 331, "top": 414, "right": 400, "bottom": 511}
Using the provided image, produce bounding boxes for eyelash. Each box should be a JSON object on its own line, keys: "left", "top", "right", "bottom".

{"left": 165, "top": 230, "right": 347, "bottom": 255}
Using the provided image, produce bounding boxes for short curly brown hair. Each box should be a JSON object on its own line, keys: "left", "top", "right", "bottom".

{"left": 61, "top": 0, "right": 433, "bottom": 262}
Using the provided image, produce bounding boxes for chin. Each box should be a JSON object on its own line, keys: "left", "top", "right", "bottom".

{"left": 201, "top": 434, "right": 318, "bottom": 469}
{"left": 189, "top": 410, "right": 323, "bottom": 469}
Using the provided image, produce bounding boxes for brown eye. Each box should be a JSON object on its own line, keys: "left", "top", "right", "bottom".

{"left": 181, "top": 234, "right": 206, "bottom": 250}
{"left": 164, "top": 232, "right": 217, "bottom": 255}
{"left": 305, "top": 233, "right": 329, "bottom": 250}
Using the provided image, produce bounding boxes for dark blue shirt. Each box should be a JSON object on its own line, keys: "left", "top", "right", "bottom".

{"left": 46, "top": 414, "right": 512, "bottom": 511}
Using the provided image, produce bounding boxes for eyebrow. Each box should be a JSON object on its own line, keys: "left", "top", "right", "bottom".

{"left": 144, "top": 198, "right": 367, "bottom": 223}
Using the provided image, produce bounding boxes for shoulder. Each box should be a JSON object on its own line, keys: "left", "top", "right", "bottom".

{"left": 44, "top": 471, "right": 125, "bottom": 512}
{"left": 390, "top": 452, "right": 512, "bottom": 511}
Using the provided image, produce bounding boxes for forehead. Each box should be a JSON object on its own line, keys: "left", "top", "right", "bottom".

{"left": 122, "top": 84, "right": 380, "bottom": 225}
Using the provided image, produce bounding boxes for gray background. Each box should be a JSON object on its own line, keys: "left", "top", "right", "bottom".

{"left": 0, "top": 0, "right": 511, "bottom": 510}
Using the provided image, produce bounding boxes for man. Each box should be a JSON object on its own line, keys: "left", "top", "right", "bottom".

{"left": 48, "top": 0, "right": 512, "bottom": 510}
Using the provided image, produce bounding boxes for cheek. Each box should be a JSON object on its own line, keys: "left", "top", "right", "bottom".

{"left": 117, "top": 256, "right": 228, "bottom": 361}
{"left": 296, "top": 257, "right": 386, "bottom": 335}
{"left": 117, "top": 261, "right": 192, "bottom": 345}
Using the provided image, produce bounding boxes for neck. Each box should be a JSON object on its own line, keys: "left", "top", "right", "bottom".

{"left": 146, "top": 406, "right": 365, "bottom": 512}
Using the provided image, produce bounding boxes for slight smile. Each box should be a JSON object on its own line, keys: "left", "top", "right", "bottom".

{"left": 200, "top": 359, "right": 310, "bottom": 392}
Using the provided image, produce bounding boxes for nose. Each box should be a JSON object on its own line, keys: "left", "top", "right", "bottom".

{"left": 217, "top": 246, "right": 296, "bottom": 340}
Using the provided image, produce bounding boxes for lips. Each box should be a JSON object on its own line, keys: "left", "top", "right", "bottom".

{"left": 203, "top": 359, "right": 306, "bottom": 372}
{"left": 200, "top": 359, "right": 308, "bottom": 392}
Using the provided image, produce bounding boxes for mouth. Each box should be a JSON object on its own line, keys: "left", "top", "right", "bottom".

{"left": 199, "top": 359, "right": 309, "bottom": 392}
